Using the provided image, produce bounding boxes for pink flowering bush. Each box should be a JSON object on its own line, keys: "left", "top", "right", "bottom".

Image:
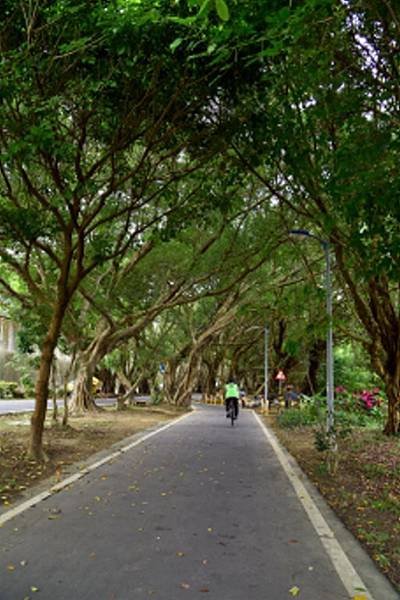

{"left": 334, "top": 385, "right": 385, "bottom": 419}
{"left": 358, "top": 388, "right": 382, "bottom": 412}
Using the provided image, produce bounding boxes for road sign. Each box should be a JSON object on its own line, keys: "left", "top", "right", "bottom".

{"left": 275, "top": 370, "right": 286, "bottom": 381}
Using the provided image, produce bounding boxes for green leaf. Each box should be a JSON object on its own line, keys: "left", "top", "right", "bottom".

{"left": 215, "top": 0, "right": 229, "bottom": 21}
{"left": 170, "top": 37, "right": 183, "bottom": 52}
{"left": 198, "top": 0, "right": 212, "bottom": 18}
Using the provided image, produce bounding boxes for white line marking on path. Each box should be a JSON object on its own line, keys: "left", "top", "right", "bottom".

{"left": 0, "top": 410, "right": 194, "bottom": 528}
{"left": 253, "top": 411, "right": 375, "bottom": 600}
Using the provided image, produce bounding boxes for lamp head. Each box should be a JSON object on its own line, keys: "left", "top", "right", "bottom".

{"left": 289, "top": 229, "right": 311, "bottom": 238}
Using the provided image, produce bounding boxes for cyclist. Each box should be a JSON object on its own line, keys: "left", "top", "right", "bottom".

{"left": 224, "top": 379, "right": 240, "bottom": 420}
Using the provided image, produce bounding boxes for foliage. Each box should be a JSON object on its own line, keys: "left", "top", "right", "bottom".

{"left": 0, "top": 0, "right": 399, "bottom": 446}
{"left": 277, "top": 404, "right": 319, "bottom": 429}
{"left": 334, "top": 344, "right": 381, "bottom": 392}
{"left": 218, "top": 0, "right": 400, "bottom": 433}
{"left": 5, "top": 352, "right": 39, "bottom": 397}
{"left": 0, "top": 381, "right": 22, "bottom": 399}
{"left": 278, "top": 387, "right": 385, "bottom": 436}
{"left": 335, "top": 386, "right": 386, "bottom": 423}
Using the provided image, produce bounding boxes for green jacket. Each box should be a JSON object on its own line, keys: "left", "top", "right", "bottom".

{"left": 225, "top": 382, "right": 239, "bottom": 399}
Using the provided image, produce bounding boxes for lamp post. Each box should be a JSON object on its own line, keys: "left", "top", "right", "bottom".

{"left": 289, "top": 229, "right": 334, "bottom": 433}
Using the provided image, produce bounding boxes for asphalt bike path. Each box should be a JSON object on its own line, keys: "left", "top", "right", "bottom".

{"left": 0, "top": 405, "right": 394, "bottom": 599}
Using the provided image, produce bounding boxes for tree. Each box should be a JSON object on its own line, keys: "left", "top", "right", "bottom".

{"left": 221, "top": 0, "right": 400, "bottom": 433}
{"left": 64, "top": 186, "right": 282, "bottom": 409}
{"left": 0, "top": 0, "right": 247, "bottom": 458}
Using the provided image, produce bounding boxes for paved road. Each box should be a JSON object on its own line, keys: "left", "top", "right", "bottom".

{"left": 0, "top": 405, "right": 394, "bottom": 599}
{"left": 0, "top": 396, "right": 150, "bottom": 415}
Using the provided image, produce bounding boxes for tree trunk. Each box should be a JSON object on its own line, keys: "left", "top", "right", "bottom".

{"left": 51, "top": 361, "right": 58, "bottom": 424}
{"left": 62, "top": 388, "right": 69, "bottom": 428}
{"left": 173, "top": 353, "right": 199, "bottom": 407}
{"left": 116, "top": 370, "right": 134, "bottom": 410}
{"left": 201, "top": 356, "right": 222, "bottom": 400}
{"left": 335, "top": 250, "right": 400, "bottom": 436}
{"left": 302, "top": 339, "right": 325, "bottom": 395}
{"left": 96, "top": 367, "right": 116, "bottom": 394}
{"left": 163, "top": 360, "right": 178, "bottom": 404}
{"left": 68, "top": 325, "right": 117, "bottom": 414}
{"left": 69, "top": 358, "right": 100, "bottom": 414}
{"left": 29, "top": 307, "right": 66, "bottom": 460}
{"left": 202, "top": 368, "right": 216, "bottom": 401}
{"left": 62, "top": 346, "right": 76, "bottom": 428}
{"left": 383, "top": 377, "right": 400, "bottom": 435}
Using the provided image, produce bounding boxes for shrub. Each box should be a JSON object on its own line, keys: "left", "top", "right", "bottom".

{"left": 278, "top": 388, "right": 385, "bottom": 432}
{"left": 334, "top": 343, "right": 381, "bottom": 391}
{"left": 334, "top": 386, "right": 386, "bottom": 422}
{"left": 0, "top": 381, "right": 23, "bottom": 399}
{"left": 277, "top": 406, "right": 318, "bottom": 429}
{"left": 20, "top": 374, "right": 35, "bottom": 398}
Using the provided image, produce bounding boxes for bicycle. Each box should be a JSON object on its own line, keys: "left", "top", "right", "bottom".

{"left": 227, "top": 398, "right": 236, "bottom": 426}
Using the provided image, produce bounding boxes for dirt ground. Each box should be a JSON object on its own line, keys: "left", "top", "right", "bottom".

{"left": 264, "top": 414, "right": 400, "bottom": 592}
{"left": 0, "top": 404, "right": 188, "bottom": 508}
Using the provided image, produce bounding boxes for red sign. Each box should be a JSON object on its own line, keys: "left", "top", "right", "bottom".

{"left": 275, "top": 370, "right": 286, "bottom": 381}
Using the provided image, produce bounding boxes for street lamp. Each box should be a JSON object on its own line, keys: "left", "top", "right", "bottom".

{"left": 289, "top": 229, "right": 334, "bottom": 434}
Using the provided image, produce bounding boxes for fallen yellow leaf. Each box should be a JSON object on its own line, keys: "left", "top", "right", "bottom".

{"left": 289, "top": 586, "right": 300, "bottom": 596}
{"left": 7, "top": 564, "right": 15, "bottom": 572}
{"left": 353, "top": 596, "right": 367, "bottom": 600}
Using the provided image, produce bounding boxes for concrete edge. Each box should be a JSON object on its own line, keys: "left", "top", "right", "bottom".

{"left": 253, "top": 411, "right": 399, "bottom": 600}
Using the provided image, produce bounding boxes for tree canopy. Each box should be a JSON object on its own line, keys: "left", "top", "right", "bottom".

{"left": 1, "top": 0, "right": 399, "bottom": 458}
